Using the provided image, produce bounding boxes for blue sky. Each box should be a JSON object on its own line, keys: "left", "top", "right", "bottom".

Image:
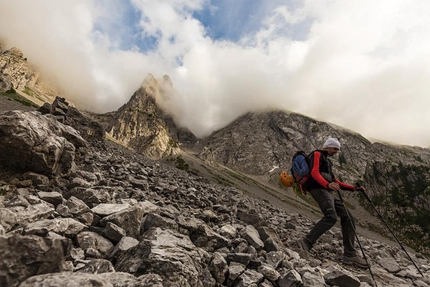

{"left": 1, "top": 0, "right": 430, "bottom": 147}
{"left": 193, "top": 0, "right": 271, "bottom": 42}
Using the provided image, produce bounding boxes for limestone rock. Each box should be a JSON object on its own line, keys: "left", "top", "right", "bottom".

{"left": 0, "top": 110, "right": 86, "bottom": 176}
{"left": 0, "top": 234, "right": 66, "bottom": 287}
{"left": 115, "top": 227, "right": 210, "bottom": 286}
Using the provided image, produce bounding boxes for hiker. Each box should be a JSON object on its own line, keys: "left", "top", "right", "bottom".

{"left": 297, "top": 137, "right": 368, "bottom": 268}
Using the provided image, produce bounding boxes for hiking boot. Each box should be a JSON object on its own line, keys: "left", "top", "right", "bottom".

{"left": 294, "top": 238, "right": 311, "bottom": 252}
{"left": 343, "top": 255, "right": 368, "bottom": 269}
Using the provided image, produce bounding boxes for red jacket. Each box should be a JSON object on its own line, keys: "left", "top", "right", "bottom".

{"left": 304, "top": 150, "right": 354, "bottom": 191}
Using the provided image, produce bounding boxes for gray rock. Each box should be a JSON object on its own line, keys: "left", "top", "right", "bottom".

{"left": 209, "top": 252, "right": 228, "bottom": 284}
{"left": 226, "top": 253, "right": 253, "bottom": 266}
{"left": 70, "top": 187, "right": 111, "bottom": 207}
{"left": 141, "top": 212, "right": 178, "bottom": 233}
{"left": 18, "top": 272, "right": 114, "bottom": 287}
{"left": 234, "top": 269, "right": 264, "bottom": 287}
{"left": 258, "top": 263, "right": 280, "bottom": 281}
{"left": 277, "top": 270, "right": 303, "bottom": 287}
{"left": 92, "top": 203, "right": 131, "bottom": 216}
{"left": 240, "top": 225, "right": 264, "bottom": 250}
{"left": 77, "top": 231, "right": 114, "bottom": 259}
{"left": 227, "top": 262, "right": 246, "bottom": 285}
{"left": 115, "top": 227, "right": 209, "bottom": 286}
{"left": 23, "top": 218, "right": 86, "bottom": 237}
{"left": 100, "top": 205, "right": 145, "bottom": 239}
{"left": 103, "top": 222, "right": 126, "bottom": 244}
{"left": 0, "top": 110, "right": 86, "bottom": 176}
{"left": 324, "top": 270, "right": 360, "bottom": 287}
{"left": 378, "top": 257, "right": 401, "bottom": 273}
{"left": 0, "top": 201, "right": 55, "bottom": 232}
{"left": 110, "top": 236, "right": 139, "bottom": 261}
{"left": 23, "top": 172, "right": 50, "bottom": 186}
{"left": 218, "top": 224, "right": 237, "bottom": 238}
{"left": 0, "top": 234, "right": 66, "bottom": 287}
{"left": 37, "top": 191, "right": 64, "bottom": 207}
{"left": 77, "top": 259, "right": 115, "bottom": 274}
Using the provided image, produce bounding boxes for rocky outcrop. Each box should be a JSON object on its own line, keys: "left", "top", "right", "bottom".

{"left": 0, "top": 47, "right": 38, "bottom": 92}
{"left": 0, "top": 45, "right": 59, "bottom": 108}
{"left": 0, "top": 110, "right": 86, "bottom": 176}
{"left": 38, "top": 96, "right": 105, "bottom": 143}
{"left": 106, "top": 74, "right": 196, "bottom": 159}
{"left": 0, "top": 110, "right": 429, "bottom": 287}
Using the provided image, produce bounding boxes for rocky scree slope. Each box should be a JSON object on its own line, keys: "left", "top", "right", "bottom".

{"left": 1, "top": 109, "right": 430, "bottom": 286}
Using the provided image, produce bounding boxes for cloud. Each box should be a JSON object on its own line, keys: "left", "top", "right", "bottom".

{"left": 1, "top": 0, "right": 429, "bottom": 147}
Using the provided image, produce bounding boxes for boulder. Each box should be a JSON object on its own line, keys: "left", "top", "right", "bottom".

{"left": 0, "top": 110, "right": 86, "bottom": 176}
{"left": 0, "top": 234, "right": 66, "bottom": 287}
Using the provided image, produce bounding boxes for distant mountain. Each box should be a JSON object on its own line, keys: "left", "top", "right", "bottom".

{"left": 103, "top": 74, "right": 196, "bottom": 159}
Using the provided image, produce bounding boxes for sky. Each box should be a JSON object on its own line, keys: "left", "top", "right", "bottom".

{"left": 1, "top": 0, "right": 430, "bottom": 147}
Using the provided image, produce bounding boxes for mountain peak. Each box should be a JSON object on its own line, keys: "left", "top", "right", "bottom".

{"left": 106, "top": 74, "right": 196, "bottom": 159}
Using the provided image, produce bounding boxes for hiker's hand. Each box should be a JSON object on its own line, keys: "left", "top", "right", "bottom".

{"left": 328, "top": 182, "right": 340, "bottom": 191}
{"left": 354, "top": 186, "right": 366, "bottom": 192}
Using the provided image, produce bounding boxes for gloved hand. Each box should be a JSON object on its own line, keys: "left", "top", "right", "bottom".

{"left": 328, "top": 182, "right": 340, "bottom": 191}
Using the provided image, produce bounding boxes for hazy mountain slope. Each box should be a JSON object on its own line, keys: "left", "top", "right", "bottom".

{"left": 0, "top": 46, "right": 57, "bottom": 107}
{"left": 105, "top": 74, "right": 196, "bottom": 159}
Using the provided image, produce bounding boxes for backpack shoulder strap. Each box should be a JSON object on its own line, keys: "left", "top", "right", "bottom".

{"left": 306, "top": 150, "right": 319, "bottom": 171}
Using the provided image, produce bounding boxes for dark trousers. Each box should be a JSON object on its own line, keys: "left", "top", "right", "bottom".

{"left": 305, "top": 188, "right": 357, "bottom": 257}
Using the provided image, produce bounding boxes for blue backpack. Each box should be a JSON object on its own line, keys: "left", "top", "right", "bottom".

{"left": 290, "top": 151, "right": 311, "bottom": 190}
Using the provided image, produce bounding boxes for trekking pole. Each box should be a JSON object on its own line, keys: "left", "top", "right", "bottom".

{"left": 336, "top": 189, "right": 378, "bottom": 287}
{"left": 356, "top": 183, "right": 424, "bottom": 277}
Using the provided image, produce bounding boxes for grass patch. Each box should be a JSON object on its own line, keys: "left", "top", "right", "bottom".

{"left": 0, "top": 188, "right": 7, "bottom": 196}
{"left": 1, "top": 88, "right": 38, "bottom": 108}
{"left": 175, "top": 156, "right": 189, "bottom": 171}
{"left": 213, "top": 175, "right": 235, "bottom": 187}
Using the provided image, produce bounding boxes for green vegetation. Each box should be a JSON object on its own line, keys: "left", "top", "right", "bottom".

{"left": 213, "top": 175, "right": 235, "bottom": 187}
{"left": 339, "top": 153, "right": 347, "bottom": 166}
{"left": 0, "top": 188, "right": 7, "bottom": 196}
{"left": 168, "top": 138, "right": 178, "bottom": 148}
{"left": 365, "top": 161, "right": 430, "bottom": 255}
{"left": 175, "top": 156, "right": 189, "bottom": 171}
{"left": 0, "top": 88, "right": 38, "bottom": 108}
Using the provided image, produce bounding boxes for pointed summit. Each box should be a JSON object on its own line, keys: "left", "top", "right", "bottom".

{"left": 106, "top": 74, "right": 196, "bottom": 159}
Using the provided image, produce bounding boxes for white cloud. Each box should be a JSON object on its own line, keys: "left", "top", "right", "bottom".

{"left": 1, "top": 0, "right": 429, "bottom": 147}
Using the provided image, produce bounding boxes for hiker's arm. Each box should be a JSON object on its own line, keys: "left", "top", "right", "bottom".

{"left": 334, "top": 178, "right": 354, "bottom": 191}
{"left": 310, "top": 152, "right": 330, "bottom": 189}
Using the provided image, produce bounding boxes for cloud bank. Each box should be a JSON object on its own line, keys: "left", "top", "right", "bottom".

{"left": 1, "top": 0, "right": 429, "bottom": 147}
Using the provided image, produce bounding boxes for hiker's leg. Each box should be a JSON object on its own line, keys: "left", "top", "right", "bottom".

{"left": 335, "top": 199, "right": 356, "bottom": 257}
{"left": 305, "top": 188, "right": 337, "bottom": 247}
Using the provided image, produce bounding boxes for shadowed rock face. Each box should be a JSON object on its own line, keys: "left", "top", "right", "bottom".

{"left": 38, "top": 96, "right": 105, "bottom": 143}
{"left": 0, "top": 110, "right": 86, "bottom": 176}
{"left": 0, "top": 109, "right": 429, "bottom": 287}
